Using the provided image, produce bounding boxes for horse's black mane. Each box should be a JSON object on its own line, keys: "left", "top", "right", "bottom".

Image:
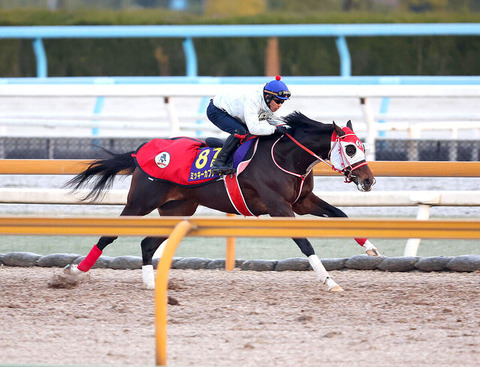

{"left": 282, "top": 111, "right": 332, "bottom": 132}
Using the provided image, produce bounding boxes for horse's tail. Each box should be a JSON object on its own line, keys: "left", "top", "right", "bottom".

{"left": 65, "top": 148, "right": 136, "bottom": 202}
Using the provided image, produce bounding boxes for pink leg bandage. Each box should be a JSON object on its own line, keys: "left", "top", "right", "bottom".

{"left": 355, "top": 238, "right": 367, "bottom": 246}
{"left": 77, "top": 244, "right": 102, "bottom": 272}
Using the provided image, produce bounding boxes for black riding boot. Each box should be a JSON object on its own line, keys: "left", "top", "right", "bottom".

{"left": 211, "top": 133, "right": 241, "bottom": 175}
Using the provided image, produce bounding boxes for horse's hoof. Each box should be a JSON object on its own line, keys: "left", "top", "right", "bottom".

{"left": 325, "top": 277, "right": 343, "bottom": 292}
{"left": 329, "top": 285, "right": 344, "bottom": 292}
{"left": 48, "top": 269, "right": 90, "bottom": 289}
{"left": 366, "top": 249, "right": 381, "bottom": 257}
{"left": 63, "top": 264, "right": 81, "bottom": 275}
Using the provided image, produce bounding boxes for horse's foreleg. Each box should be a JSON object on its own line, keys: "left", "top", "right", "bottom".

{"left": 293, "top": 237, "right": 344, "bottom": 292}
{"left": 294, "top": 192, "right": 381, "bottom": 257}
{"left": 360, "top": 239, "right": 381, "bottom": 256}
{"left": 259, "top": 193, "right": 343, "bottom": 292}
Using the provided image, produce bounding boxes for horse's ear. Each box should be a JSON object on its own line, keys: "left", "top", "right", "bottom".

{"left": 333, "top": 122, "right": 345, "bottom": 136}
{"left": 346, "top": 120, "right": 353, "bottom": 130}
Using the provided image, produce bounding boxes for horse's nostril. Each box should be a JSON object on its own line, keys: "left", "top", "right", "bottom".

{"left": 363, "top": 177, "right": 376, "bottom": 188}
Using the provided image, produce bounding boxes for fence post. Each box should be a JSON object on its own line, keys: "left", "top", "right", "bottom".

{"left": 225, "top": 213, "right": 236, "bottom": 271}
{"left": 335, "top": 35, "right": 351, "bottom": 77}
{"left": 164, "top": 97, "right": 181, "bottom": 137}
{"left": 360, "top": 97, "right": 376, "bottom": 161}
{"left": 155, "top": 220, "right": 193, "bottom": 366}
{"left": 33, "top": 37, "right": 47, "bottom": 78}
{"left": 403, "top": 204, "right": 431, "bottom": 256}
{"left": 182, "top": 37, "right": 197, "bottom": 77}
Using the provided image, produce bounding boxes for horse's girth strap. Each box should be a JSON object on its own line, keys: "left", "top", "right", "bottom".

{"left": 223, "top": 174, "right": 255, "bottom": 216}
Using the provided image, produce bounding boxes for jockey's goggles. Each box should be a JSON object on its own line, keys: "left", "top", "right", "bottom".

{"left": 266, "top": 89, "right": 291, "bottom": 100}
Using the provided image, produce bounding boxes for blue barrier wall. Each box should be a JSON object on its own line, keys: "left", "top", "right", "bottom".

{"left": 1, "top": 23, "right": 479, "bottom": 81}
{"left": 1, "top": 76, "right": 480, "bottom": 85}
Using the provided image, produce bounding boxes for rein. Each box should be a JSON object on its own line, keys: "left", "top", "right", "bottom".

{"left": 270, "top": 135, "right": 316, "bottom": 204}
{"left": 285, "top": 132, "right": 333, "bottom": 171}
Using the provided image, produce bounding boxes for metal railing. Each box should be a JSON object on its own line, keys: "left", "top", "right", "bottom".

{"left": 1, "top": 83, "right": 479, "bottom": 160}
{"left": 1, "top": 158, "right": 480, "bottom": 257}
{"left": 2, "top": 159, "right": 480, "bottom": 176}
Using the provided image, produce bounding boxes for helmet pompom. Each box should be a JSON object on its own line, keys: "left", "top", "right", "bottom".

{"left": 275, "top": 75, "right": 281, "bottom": 81}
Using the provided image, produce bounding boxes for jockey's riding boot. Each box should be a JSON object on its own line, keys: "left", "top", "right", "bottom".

{"left": 211, "top": 133, "right": 241, "bottom": 175}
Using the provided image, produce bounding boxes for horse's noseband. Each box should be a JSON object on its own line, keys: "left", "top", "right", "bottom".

{"left": 344, "top": 162, "right": 376, "bottom": 188}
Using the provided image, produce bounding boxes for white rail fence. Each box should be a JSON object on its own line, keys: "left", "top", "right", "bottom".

{"left": 1, "top": 187, "right": 478, "bottom": 257}
{"left": 1, "top": 84, "right": 479, "bottom": 161}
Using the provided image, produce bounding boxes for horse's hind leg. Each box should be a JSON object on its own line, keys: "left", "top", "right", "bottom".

{"left": 140, "top": 199, "right": 199, "bottom": 289}
{"left": 139, "top": 237, "right": 166, "bottom": 289}
{"left": 64, "top": 203, "right": 156, "bottom": 277}
{"left": 65, "top": 173, "right": 171, "bottom": 277}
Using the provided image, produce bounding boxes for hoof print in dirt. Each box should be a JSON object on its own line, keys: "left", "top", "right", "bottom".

{"left": 168, "top": 296, "right": 180, "bottom": 305}
{"left": 47, "top": 270, "right": 91, "bottom": 289}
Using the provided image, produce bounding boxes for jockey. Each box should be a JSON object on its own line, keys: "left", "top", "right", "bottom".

{"left": 207, "top": 75, "right": 291, "bottom": 175}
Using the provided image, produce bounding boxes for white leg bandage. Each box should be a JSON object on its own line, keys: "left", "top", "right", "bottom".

{"left": 142, "top": 265, "right": 155, "bottom": 290}
{"left": 364, "top": 240, "right": 376, "bottom": 251}
{"left": 308, "top": 255, "right": 329, "bottom": 283}
{"left": 364, "top": 240, "right": 381, "bottom": 256}
{"left": 308, "top": 255, "right": 340, "bottom": 291}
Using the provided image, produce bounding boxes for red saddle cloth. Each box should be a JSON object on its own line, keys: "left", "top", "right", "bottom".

{"left": 132, "top": 137, "right": 258, "bottom": 216}
{"left": 132, "top": 137, "right": 222, "bottom": 186}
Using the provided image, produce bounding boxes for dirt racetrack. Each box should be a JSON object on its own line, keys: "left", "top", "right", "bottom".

{"left": 1, "top": 266, "right": 479, "bottom": 367}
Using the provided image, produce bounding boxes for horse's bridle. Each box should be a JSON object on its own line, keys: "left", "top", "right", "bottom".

{"left": 284, "top": 132, "right": 368, "bottom": 184}
{"left": 270, "top": 131, "right": 370, "bottom": 203}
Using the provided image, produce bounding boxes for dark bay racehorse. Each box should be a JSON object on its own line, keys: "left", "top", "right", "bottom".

{"left": 64, "top": 112, "right": 380, "bottom": 292}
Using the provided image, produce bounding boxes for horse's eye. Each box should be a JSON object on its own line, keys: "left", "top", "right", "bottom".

{"left": 345, "top": 144, "right": 356, "bottom": 157}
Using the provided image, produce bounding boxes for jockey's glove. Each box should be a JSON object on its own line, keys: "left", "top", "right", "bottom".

{"left": 275, "top": 125, "right": 290, "bottom": 135}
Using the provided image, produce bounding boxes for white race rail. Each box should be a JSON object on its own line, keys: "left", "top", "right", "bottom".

{"left": 1, "top": 188, "right": 478, "bottom": 206}
{"left": 1, "top": 188, "right": 478, "bottom": 257}
{"left": 0, "top": 84, "right": 479, "bottom": 160}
